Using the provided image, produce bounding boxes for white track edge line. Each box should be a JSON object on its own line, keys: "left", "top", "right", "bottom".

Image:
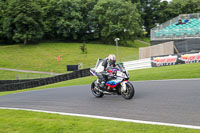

{"left": 0, "top": 107, "right": 200, "bottom": 130}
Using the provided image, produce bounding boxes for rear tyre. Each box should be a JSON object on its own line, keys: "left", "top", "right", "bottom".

{"left": 91, "top": 80, "right": 104, "bottom": 98}
{"left": 121, "top": 82, "right": 135, "bottom": 99}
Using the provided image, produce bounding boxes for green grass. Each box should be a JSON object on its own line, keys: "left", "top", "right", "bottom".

{"left": 126, "top": 40, "right": 149, "bottom": 48}
{"left": 129, "top": 63, "right": 200, "bottom": 81}
{"left": 0, "top": 42, "right": 147, "bottom": 73}
{"left": 139, "top": 37, "right": 151, "bottom": 43}
{"left": 0, "top": 70, "right": 52, "bottom": 80}
{"left": 0, "top": 63, "right": 199, "bottom": 96}
{"left": 0, "top": 109, "right": 199, "bottom": 133}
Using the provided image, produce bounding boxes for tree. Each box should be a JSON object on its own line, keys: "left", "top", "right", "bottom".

{"left": 92, "top": 0, "right": 142, "bottom": 44}
{"left": 153, "top": 1, "right": 169, "bottom": 24}
{"left": 55, "top": 0, "right": 84, "bottom": 40}
{"left": 163, "top": 0, "right": 200, "bottom": 19}
{"left": 0, "top": 0, "right": 6, "bottom": 42}
{"left": 78, "top": 0, "right": 98, "bottom": 41}
{"left": 3, "top": 0, "right": 44, "bottom": 44}
{"left": 38, "top": 0, "right": 60, "bottom": 39}
{"left": 138, "top": 0, "right": 169, "bottom": 35}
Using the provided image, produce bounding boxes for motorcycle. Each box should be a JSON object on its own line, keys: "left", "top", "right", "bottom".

{"left": 90, "top": 59, "right": 135, "bottom": 99}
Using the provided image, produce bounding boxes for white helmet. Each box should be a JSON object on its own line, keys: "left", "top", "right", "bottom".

{"left": 107, "top": 54, "right": 116, "bottom": 65}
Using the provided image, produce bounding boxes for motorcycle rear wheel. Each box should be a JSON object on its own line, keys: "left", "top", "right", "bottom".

{"left": 91, "top": 80, "right": 104, "bottom": 98}
{"left": 121, "top": 81, "right": 135, "bottom": 99}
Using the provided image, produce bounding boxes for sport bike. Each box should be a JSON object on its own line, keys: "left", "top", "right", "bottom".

{"left": 90, "top": 59, "right": 135, "bottom": 99}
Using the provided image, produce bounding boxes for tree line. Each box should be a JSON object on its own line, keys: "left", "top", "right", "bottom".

{"left": 0, "top": 0, "right": 200, "bottom": 45}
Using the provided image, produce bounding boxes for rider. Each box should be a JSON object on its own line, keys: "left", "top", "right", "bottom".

{"left": 96, "top": 54, "right": 117, "bottom": 90}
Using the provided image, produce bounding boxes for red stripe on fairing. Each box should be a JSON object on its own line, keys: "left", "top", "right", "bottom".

{"left": 106, "top": 84, "right": 117, "bottom": 88}
{"left": 107, "top": 70, "right": 113, "bottom": 74}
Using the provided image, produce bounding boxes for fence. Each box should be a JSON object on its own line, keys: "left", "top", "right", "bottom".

{"left": 151, "top": 13, "right": 200, "bottom": 41}
{"left": 0, "top": 68, "right": 90, "bottom": 92}
{"left": 139, "top": 41, "right": 175, "bottom": 59}
{"left": 123, "top": 52, "right": 200, "bottom": 71}
{"left": 123, "top": 58, "right": 152, "bottom": 71}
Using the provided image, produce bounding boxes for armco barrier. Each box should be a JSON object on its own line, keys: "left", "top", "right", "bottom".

{"left": 123, "top": 58, "right": 152, "bottom": 71}
{"left": 0, "top": 79, "right": 32, "bottom": 85}
{"left": 0, "top": 68, "right": 90, "bottom": 92}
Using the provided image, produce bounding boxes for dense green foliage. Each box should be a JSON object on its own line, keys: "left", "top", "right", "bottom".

{"left": 3, "top": 0, "right": 44, "bottom": 44}
{"left": 0, "top": 0, "right": 142, "bottom": 44}
{"left": 0, "top": 0, "right": 200, "bottom": 44}
{"left": 92, "top": 0, "right": 142, "bottom": 44}
{"left": 164, "top": 0, "right": 200, "bottom": 18}
{"left": 132, "top": 0, "right": 200, "bottom": 34}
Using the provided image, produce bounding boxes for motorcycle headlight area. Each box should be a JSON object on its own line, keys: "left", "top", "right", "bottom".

{"left": 117, "top": 71, "right": 126, "bottom": 78}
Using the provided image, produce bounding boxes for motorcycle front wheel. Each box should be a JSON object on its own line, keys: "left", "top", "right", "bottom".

{"left": 121, "top": 81, "right": 135, "bottom": 99}
{"left": 91, "top": 80, "right": 104, "bottom": 98}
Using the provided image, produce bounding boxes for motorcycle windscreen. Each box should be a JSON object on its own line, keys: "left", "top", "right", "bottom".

{"left": 94, "top": 58, "right": 104, "bottom": 72}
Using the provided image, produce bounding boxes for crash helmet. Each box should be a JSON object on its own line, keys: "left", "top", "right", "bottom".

{"left": 107, "top": 54, "right": 116, "bottom": 65}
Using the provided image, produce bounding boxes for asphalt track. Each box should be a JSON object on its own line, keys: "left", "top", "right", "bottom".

{"left": 0, "top": 79, "right": 200, "bottom": 127}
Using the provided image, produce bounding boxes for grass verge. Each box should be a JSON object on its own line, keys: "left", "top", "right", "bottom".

{"left": 129, "top": 63, "right": 200, "bottom": 81}
{"left": 0, "top": 70, "right": 52, "bottom": 80}
{"left": 0, "top": 109, "right": 199, "bottom": 133}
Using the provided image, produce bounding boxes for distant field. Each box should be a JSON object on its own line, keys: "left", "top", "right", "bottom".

{"left": 0, "top": 42, "right": 148, "bottom": 73}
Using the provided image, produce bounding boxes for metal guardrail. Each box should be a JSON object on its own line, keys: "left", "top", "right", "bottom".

{"left": 123, "top": 58, "right": 152, "bottom": 71}
{"left": 0, "top": 68, "right": 90, "bottom": 92}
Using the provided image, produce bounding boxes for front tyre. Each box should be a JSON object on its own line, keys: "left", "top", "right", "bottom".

{"left": 91, "top": 80, "right": 104, "bottom": 98}
{"left": 121, "top": 81, "right": 135, "bottom": 99}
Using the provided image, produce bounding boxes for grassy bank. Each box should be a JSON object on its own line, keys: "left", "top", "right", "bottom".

{"left": 139, "top": 37, "right": 150, "bottom": 43}
{"left": 0, "top": 42, "right": 148, "bottom": 73}
{"left": 0, "top": 109, "right": 199, "bottom": 133}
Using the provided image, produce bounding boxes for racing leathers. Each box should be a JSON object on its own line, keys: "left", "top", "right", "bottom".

{"left": 96, "top": 58, "right": 116, "bottom": 90}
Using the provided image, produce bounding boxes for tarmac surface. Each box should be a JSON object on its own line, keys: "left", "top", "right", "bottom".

{"left": 0, "top": 79, "right": 200, "bottom": 126}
